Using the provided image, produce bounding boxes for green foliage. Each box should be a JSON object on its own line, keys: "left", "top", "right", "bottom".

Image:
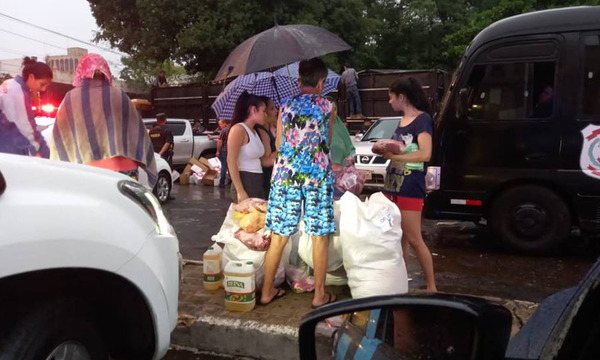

{"left": 88, "top": 0, "right": 599, "bottom": 82}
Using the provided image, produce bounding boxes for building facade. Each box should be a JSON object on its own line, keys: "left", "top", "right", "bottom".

{"left": 45, "top": 47, "right": 88, "bottom": 75}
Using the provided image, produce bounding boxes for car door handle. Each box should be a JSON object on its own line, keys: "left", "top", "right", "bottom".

{"left": 180, "top": 139, "right": 190, "bottom": 143}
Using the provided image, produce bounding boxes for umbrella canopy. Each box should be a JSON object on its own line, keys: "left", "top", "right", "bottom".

{"left": 211, "top": 66, "right": 340, "bottom": 120}
{"left": 214, "top": 24, "right": 351, "bottom": 81}
{"left": 274, "top": 61, "right": 340, "bottom": 95}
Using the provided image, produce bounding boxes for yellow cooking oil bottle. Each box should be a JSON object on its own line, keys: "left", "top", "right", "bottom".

{"left": 203, "top": 244, "right": 222, "bottom": 290}
{"left": 224, "top": 261, "right": 256, "bottom": 312}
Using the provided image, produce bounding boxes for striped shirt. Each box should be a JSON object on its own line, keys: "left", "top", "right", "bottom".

{"left": 50, "top": 79, "right": 157, "bottom": 185}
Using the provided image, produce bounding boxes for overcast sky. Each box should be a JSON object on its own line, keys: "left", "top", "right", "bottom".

{"left": 0, "top": 0, "right": 124, "bottom": 75}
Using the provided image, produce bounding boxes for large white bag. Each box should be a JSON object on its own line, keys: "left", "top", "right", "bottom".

{"left": 297, "top": 201, "right": 344, "bottom": 272}
{"left": 212, "top": 204, "right": 290, "bottom": 289}
{"left": 297, "top": 201, "right": 347, "bottom": 286}
{"left": 339, "top": 192, "right": 408, "bottom": 298}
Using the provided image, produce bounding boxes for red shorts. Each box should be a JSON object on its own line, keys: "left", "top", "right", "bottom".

{"left": 384, "top": 193, "right": 424, "bottom": 211}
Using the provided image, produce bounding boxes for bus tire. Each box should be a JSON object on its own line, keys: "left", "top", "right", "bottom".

{"left": 490, "top": 185, "right": 570, "bottom": 254}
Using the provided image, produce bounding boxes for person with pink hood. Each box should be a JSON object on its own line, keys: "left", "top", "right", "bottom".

{"left": 50, "top": 54, "right": 157, "bottom": 185}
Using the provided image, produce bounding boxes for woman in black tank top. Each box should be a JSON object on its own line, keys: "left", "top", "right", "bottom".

{"left": 256, "top": 97, "right": 278, "bottom": 196}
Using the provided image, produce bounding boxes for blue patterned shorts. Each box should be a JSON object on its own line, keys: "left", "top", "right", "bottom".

{"left": 266, "top": 183, "right": 335, "bottom": 236}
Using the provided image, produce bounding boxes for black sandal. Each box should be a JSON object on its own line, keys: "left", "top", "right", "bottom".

{"left": 311, "top": 293, "right": 337, "bottom": 309}
{"left": 258, "top": 288, "right": 286, "bottom": 306}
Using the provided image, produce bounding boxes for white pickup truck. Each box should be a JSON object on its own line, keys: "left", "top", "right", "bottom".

{"left": 0, "top": 153, "right": 180, "bottom": 360}
{"left": 143, "top": 118, "right": 217, "bottom": 168}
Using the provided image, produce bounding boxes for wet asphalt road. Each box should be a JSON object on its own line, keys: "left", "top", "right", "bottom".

{"left": 162, "top": 183, "right": 597, "bottom": 359}
{"left": 163, "top": 183, "right": 597, "bottom": 303}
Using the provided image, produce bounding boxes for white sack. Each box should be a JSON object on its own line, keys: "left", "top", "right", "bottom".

{"left": 339, "top": 192, "right": 408, "bottom": 298}
{"left": 297, "top": 202, "right": 344, "bottom": 272}
{"left": 213, "top": 204, "right": 289, "bottom": 289}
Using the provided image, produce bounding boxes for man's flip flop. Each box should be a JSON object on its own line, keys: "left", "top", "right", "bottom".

{"left": 311, "top": 293, "right": 337, "bottom": 309}
{"left": 258, "top": 288, "right": 286, "bottom": 306}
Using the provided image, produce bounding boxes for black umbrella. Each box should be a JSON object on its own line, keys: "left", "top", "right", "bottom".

{"left": 214, "top": 24, "right": 351, "bottom": 81}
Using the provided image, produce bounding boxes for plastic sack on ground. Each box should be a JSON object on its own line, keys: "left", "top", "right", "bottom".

{"left": 371, "top": 139, "right": 406, "bottom": 155}
{"left": 285, "top": 263, "right": 315, "bottom": 293}
{"left": 338, "top": 192, "right": 408, "bottom": 298}
{"left": 298, "top": 202, "right": 344, "bottom": 272}
{"left": 213, "top": 204, "right": 289, "bottom": 289}
{"left": 334, "top": 162, "right": 365, "bottom": 196}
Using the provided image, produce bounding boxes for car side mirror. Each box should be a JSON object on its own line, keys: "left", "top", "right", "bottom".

{"left": 298, "top": 294, "right": 512, "bottom": 360}
{"left": 456, "top": 88, "right": 469, "bottom": 119}
{"left": 0, "top": 170, "right": 5, "bottom": 197}
{"left": 354, "top": 133, "right": 364, "bottom": 142}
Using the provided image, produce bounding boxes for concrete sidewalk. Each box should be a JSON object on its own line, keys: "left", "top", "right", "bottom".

{"left": 172, "top": 263, "right": 539, "bottom": 360}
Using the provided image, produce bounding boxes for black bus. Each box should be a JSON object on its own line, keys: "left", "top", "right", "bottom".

{"left": 425, "top": 6, "right": 600, "bottom": 253}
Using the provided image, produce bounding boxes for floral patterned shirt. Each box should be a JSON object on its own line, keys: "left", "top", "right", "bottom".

{"left": 272, "top": 94, "right": 333, "bottom": 187}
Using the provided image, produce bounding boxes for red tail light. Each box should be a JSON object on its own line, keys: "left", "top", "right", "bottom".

{"left": 41, "top": 104, "right": 56, "bottom": 113}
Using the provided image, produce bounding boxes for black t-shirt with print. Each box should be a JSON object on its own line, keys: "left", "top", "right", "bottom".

{"left": 383, "top": 113, "right": 433, "bottom": 199}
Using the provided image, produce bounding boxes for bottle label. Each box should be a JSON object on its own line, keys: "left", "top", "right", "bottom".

{"left": 224, "top": 275, "right": 255, "bottom": 303}
{"left": 224, "top": 292, "right": 255, "bottom": 303}
{"left": 203, "top": 259, "right": 221, "bottom": 283}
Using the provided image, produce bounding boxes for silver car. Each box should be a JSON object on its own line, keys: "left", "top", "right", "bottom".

{"left": 353, "top": 117, "right": 401, "bottom": 188}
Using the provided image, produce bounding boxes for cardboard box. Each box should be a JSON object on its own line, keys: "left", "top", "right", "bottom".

{"left": 202, "top": 170, "right": 218, "bottom": 186}
{"left": 207, "top": 157, "right": 221, "bottom": 171}
{"left": 190, "top": 164, "right": 205, "bottom": 175}
{"left": 189, "top": 158, "right": 209, "bottom": 172}
{"left": 200, "top": 157, "right": 222, "bottom": 171}
{"left": 183, "top": 157, "right": 218, "bottom": 186}
{"left": 180, "top": 171, "right": 190, "bottom": 185}
{"left": 180, "top": 160, "right": 195, "bottom": 185}
{"left": 190, "top": 172, "right": 204, "bottom": 185}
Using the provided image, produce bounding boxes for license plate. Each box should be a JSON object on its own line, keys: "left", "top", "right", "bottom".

{"left": 359, "top": 170, "right": 372, "bottom": 180}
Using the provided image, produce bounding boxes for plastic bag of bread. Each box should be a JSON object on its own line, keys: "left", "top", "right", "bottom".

{"left": 232, "top": 198, "right": 267, "bottom": 220}
{"left": 239, "top": 212, "right": 262, "bottom": 233}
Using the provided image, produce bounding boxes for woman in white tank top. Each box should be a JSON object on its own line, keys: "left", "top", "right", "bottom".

{"left": 227, "top": 92, "right": 268, "bottom": 203}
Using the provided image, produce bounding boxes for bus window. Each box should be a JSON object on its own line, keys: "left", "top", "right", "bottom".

{"left": 466, "top": 61, "right": 555, "bottom": 120}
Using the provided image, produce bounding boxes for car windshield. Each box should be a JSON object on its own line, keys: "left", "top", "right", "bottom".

{"left": 362, "top": 119, "right": 400, "bottom": 141}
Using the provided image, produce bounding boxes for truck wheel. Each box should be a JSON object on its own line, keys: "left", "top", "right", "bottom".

{"left": 490, "top": 185, "right": 570, "bottom": 253}
{"left": 200, "top": 150, "right": 216, "bottom": 159}
{"left": 153, "top": 171, "right": 172, "bottom": 204}
{"left": 0, "top": 298, "right": 108, "bottom": 360}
